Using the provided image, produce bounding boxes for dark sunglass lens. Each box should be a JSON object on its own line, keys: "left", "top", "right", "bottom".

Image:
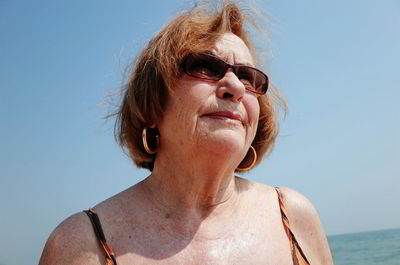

{"left": 183, "top": 54, "right": 268, "bottom": 94}
{"left": 237, "top": 67, "right": 255, "bottom": 87}
{"left": 186, "top": 55, "right": 224, "bottom": 80}
{"left": 253, "top": 72, "right": 268, "bottom": 94}
{"left": 237, "top": 66, "right": 268, "bottom": 94}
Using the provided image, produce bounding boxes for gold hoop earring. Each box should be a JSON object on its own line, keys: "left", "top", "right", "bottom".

{"left": 142, "top": 128, "right": 159, "bottom": 155}
{"left": 236, "top": 146, "right": 257, "bottom": 172}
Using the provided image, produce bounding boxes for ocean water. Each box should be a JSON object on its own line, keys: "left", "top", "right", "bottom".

{"left": 329, "top": 228, "right": 400, "bottom": 265}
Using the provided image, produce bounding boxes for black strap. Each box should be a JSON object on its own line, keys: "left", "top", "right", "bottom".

{"left": 83, "top": 209, "right": 118, "bottom": 265}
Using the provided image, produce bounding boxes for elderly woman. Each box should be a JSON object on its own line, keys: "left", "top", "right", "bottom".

{"left": 39, "top": 2, "right": 333, "bottom": 265}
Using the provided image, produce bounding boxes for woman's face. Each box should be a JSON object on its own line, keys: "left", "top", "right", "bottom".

{"left": 159, "top": 33, "right": 260, "bottom": 161}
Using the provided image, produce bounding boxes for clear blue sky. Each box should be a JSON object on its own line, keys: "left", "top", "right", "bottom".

{"left": 1, "top": 1, "right": 399, "bottom": 264}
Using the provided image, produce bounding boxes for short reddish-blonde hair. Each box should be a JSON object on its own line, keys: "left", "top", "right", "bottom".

{"left": 114, "top": 1, "right": 285, "bottom": 171}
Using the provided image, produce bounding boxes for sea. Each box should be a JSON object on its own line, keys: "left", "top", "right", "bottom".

{"left": 328, "top": 228, "right": 400, "bottom": 265}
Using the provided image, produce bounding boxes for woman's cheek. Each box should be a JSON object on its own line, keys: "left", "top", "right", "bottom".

{"left": 247, "top": 97, "right": 260, "bottom": 126}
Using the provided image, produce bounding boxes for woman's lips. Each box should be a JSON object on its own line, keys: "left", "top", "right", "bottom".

{"left": 202, "top": 111, "right": 243, "bottom": 123}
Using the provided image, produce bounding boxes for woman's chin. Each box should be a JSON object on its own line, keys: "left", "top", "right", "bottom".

{"left": 197, "top": 130, "right": 247, "bottom": 156}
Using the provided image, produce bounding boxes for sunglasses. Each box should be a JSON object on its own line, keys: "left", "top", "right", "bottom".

{"left": 181, "top": 53, "right": 269, "bottom": 95}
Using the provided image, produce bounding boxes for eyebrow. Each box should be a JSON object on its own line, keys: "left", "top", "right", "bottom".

{"left": 206, "top": 50, "right": 254, "bottom": 67}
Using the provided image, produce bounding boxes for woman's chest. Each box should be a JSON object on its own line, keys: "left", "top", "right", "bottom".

{"left": 111, "top": 223, "right": 294, "bottom": 265}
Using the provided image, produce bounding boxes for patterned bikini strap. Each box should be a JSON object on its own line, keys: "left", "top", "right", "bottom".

{"left": 274, "top": 187, "right": 311, "bottom": 265}
{"left": 83, "top": 209, "right": 118, "bottom": 265}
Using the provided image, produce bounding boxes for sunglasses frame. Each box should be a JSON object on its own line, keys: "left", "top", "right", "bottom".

{"left": 181, "top": 53, "right": 269, "bottom": 95}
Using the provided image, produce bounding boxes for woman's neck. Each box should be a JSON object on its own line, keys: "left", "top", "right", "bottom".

{"left": 142, "top": 149, "right": 241, "bottom": 220}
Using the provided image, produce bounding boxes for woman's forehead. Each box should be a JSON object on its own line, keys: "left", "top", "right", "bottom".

{"left": 211, "top": 33, "right": 254, "bottom": 66}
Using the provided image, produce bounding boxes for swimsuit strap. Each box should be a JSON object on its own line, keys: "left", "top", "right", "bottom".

{"left": 274, "top": 187, "right": 311, "bottom": 265}
{"left": 83, "top": 209, "right": 118, "bottom": 265}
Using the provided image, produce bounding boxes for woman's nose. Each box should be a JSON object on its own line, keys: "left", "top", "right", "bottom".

{"left": 216, "top": 71, "right": 245, "bottom": 102}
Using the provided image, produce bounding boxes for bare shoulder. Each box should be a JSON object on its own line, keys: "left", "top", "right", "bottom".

{"left": 278, "top": 187, "right": 333, "bottom": 265}
{"left": 39, "top": 212, "right": 103, "bottom": 265}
